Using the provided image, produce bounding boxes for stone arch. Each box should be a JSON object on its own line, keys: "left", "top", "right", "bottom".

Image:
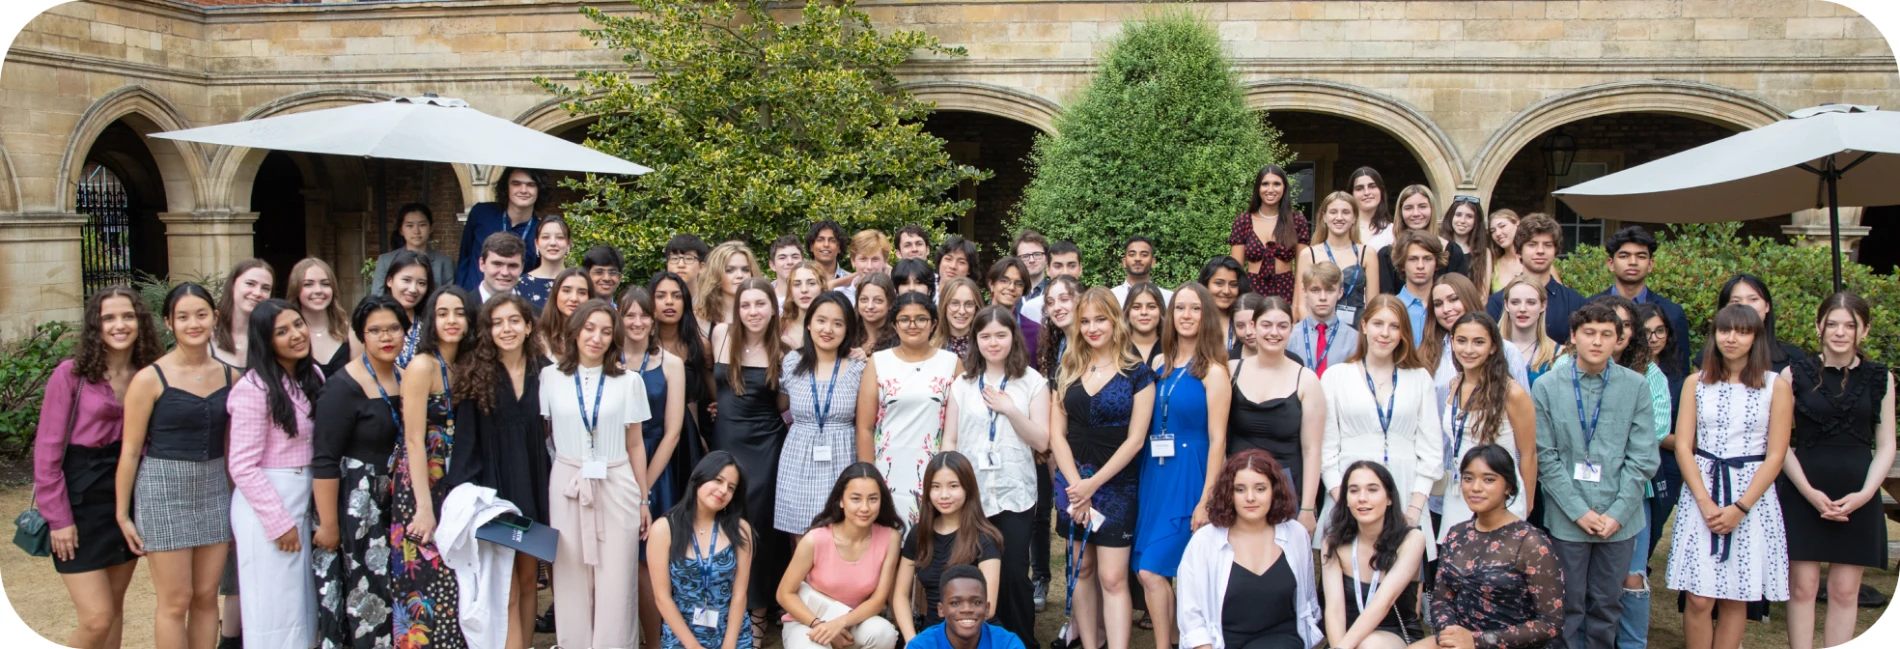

{"left": 896, "top": 81, "right": 1061, "bottom": 133}
{"left": 0, "top": 136, "right": 19, "bottom": 214}
{"left": 1470, "top": 80, "right": 1784, "bottom": 201}
{"left": 514, "top": 95, "right": 600, "bottom": 137}
{"left": 1243, "top": 79, "right": 1465, "bottom": 198}
{"left": 60, "top": 85, "right": 205, "bottom": 214}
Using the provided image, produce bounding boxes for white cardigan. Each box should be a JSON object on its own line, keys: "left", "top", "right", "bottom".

{"left": 1176, "top": 521, "right": 1322, "bottom": 649}
{"left": 1319, "top": 362, "right": 1443, "bottom": 556}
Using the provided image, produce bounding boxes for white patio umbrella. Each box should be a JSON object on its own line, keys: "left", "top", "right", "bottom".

{"left": 152, "top": 94, "right": 650, "bottom": 175}
{"left": 1552, "top": 104, "right": 1900, "bottom": 292}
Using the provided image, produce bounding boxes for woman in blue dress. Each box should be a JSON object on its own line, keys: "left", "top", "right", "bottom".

{"left": 649, "top": 451, "right": 756, "bottom": 649}
{"left": 1050, "top": 287, "right": 1155, "bottom": 649}
{"left": 1136, "top": 283, "right": 1232, "bottom": 649}
{"left": 620, "top": 285, "right": 694, "bottom": 648}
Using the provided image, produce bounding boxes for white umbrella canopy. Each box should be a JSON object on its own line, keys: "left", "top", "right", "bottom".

{"left": 151, "top": 95, "right": 650, "bottom": 176}
{"left": 1552, "top": 104, "right": 1900, "bottom": 291}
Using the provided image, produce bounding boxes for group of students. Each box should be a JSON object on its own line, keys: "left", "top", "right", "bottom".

{"left": 29, "top": 163, "right": 1895, "bottom": 649}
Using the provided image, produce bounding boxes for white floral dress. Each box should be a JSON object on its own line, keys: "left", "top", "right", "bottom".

{"left": 872, "top": 348, "right": 960, "bottom": 529}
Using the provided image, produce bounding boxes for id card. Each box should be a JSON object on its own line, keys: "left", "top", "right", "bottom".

{"left": 1573, "top": 462, "right": 1602, "bottom": 483}
{"left": 1087, "top": 508, "right": 1106, "bottom": 532}
{"left": 980, "top": 451, "right": 1001, "bottom": 471}
{"left": 1149, "top": 435, "right": 1176, "bottom": 458}
{"left": 582, "top": 460, "right": 607, "bottom": 480}
{"left": 813, "top": 445, "right": 833, "bottom": 462}
{"left": 1335, "top": 306, "right": 1358, "bottom": 325}
{"left": 692, "top": 607, "right": 718, "bottom": 628}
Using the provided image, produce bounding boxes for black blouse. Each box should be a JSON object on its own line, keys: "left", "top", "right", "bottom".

{"left": 311, "top": 370, "right": 401, "bottom": 480}
{"left": 1789, "top": 356, "right": 1890, "bottom": 450}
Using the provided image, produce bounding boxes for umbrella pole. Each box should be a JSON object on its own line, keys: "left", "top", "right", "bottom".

{"left": 376, "top": 158, "right": 388, "bottom": 257}
{"left": 1826, "top": 156, "right": 1843, "bottom": 294}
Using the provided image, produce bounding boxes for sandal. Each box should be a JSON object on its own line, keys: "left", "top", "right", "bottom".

{"left": 749, "top": 610, "right": 770, "bottom": 639}
{"left": 1138, "top": 613, "right": 1154, "bottom": 630}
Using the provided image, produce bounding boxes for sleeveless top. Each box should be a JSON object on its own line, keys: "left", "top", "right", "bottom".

{"left": 145, "top": 364, "right": 234, "bottom": 462}
{"left": 638, "top": 353, "right": 668, "bottom": 444}
{"left": 806, "top": 525, "right": 894, "bottom": 609}
{"left": 1228, "top": 366, "right": 1304, "bottom": 464}
{"left": 1788, "top": 356, "right": 1889, "bottom": 450}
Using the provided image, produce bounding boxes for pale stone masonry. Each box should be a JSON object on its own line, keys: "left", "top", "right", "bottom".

{"left": 0, "top": 0, "right": 1893, "bottom": 335}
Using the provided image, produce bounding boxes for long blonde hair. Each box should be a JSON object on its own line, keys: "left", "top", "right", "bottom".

{"left": 1056, "top": 287, "right": 1142, "bottom": 394}
{"left": 1310, "top": 191, "right": 1362, "bottom": 247}
{"left": 1392, "top": 184, "right": 1437, "bottom": 235}
{"left": 1500, "top": 274, "right": 1558, "bottom": 371}
{"left": 931, "top": 277, "right": 983, "bottom": 349}
{"left": 693, "top": 241, "right": 761, "bottom": 326}
{"left": 286, "top": 257, "right": 349, "bottom": 339}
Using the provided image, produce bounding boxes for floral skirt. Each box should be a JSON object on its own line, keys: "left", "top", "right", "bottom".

{"left": 390, "top": 428, "right": 466, "bottom": 649}
{"left": 315, "top": 457, "right": 394, "bottom": 649}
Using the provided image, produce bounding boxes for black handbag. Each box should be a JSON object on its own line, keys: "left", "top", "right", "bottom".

{"left": 13, "top": 377, "right": 80, "bottom": 557}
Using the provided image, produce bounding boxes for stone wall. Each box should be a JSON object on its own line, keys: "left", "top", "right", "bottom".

{"left": 0, "top": 0, "right": 1893, "bottom": 335}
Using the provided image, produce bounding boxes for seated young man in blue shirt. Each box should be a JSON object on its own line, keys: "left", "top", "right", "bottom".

{"left": 907, "top": 565, "right": 1027, "bottom": 649}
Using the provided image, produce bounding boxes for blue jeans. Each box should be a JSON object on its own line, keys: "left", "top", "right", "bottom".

{"left": 1615, "top": 501, "right": 1652, "bottom": 649}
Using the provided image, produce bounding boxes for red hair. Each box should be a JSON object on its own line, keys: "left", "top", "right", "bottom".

{"left": 1207, "top": 449, "right": 1297, "bottom": 528}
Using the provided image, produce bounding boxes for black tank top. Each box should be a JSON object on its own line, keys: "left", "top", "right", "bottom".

{"left": 144, "top": 364, "right": 234, "bottom": 462}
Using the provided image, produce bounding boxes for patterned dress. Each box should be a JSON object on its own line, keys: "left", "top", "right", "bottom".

{"left": 316, "top": 457, "right": 395, "bottom": 649}
{"left": 1666, "top": 373, "right": 1789, "bottom": 601}
{"left": 1433, "top": 519, "right": 1565, "bottom": 649}
{"left": 775, "top": 351, "right": 869, "bottom": 534}
{"left": 871, "top": 348, "right": 961, "bottom": 529}
{"left": 1055, "top": 364, "right": 1155, "bottom": 548}
{"left": 661, "top": 540, "right": 754, "bottom": 649}
{"left": 388, "top": 390, "right": 465, "bottom": 649}
{"left": 1228, "top": 210, "right": 1311, "bottom": 301}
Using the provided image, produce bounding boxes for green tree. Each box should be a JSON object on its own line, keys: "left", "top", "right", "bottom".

{"left": 1555, "top": 222, "right": 1900, "bottom": 362}
{"left": 1009, "top": 10, "right": 1289, "bottom": 289}
{"left": 540, "top": 0, "right": 987, "bottom": 277}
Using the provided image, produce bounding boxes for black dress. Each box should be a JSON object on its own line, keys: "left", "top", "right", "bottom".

{"left": 317, "top": 342, "right": 351, "bottom": 379}
{"left": 1343, "top": 576, "right": 1422, "bottom": 644}
{"left": 1778, "top": 356, "right": 1890, "bottom": 568}
{"left": 1228, "top": 370, "right": 1305, "bottom": 503}
{"left": 445, "top": 360, "right": 551, "bottom": 525}
{"left": 901, "top": 528, "right": 1002, "bottom": 628}
{"left": 1054, "top": 365, "right": 1153, "bottom": 548}
{"left": 311, "top": 371, "right": 398, "bottom": 649}
{"left": 1222, "top": 556, "right": 1303, "bottom": 649}
{"left": 711, "top": 362, "right": 790, "bottom": 609}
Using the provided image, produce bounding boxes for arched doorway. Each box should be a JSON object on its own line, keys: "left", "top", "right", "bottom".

{"left": 1490, "top": 113, "right": 1743, "bottom": 253}
{"left": 919, "top": 110, "right": 1043, "bottom": 254}
{"left": 76, "top": 119, "right": 170, "bottom": 293}
{"left": 250, "top": 151, "right": 308, "bottom": 293}
{"left": 1263, "top": 110, "right": 1433, "bottom": 219}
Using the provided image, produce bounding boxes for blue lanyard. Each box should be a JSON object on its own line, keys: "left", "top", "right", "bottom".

{"left": 1447, "top": 384, "right": 1469, "bottom": 471}
{"left": 1157, "top": 362, "right": 1185, "bottom": 433}
{"left": 1363, "top": 365, "right": 1397, "bottom": 464}
{"left": 1572, "top": 370, "right": 1604, "bottom": 467}
{"left": 692, "top": 523, "right": 720, "bottom": 600}
{"left": 433, "top": 351, "right": 454, "bottom": 429}
{"left": 1323, "top": 243, "right": 1360, "bottom": 302}
{"left": 575, "top": 367, "right": 607, "bottom": 450}
{"left": 980, "top": 372, "right": 1009, "bottom": 443}
{"left": 809, "top": 356, "right": 843, "bottom": 436}
{"left": 1305, "top": 320, "right": 1336, "bottom": 369}
{"left": 362, "top": 355, "right": 402, "bottom": 431}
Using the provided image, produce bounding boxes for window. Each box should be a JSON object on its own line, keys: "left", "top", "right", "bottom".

{"left": 1551, "top": 161, "right": 1609, "bottom": 254}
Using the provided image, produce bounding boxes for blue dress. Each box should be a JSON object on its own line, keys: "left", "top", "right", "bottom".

{"left": 639, "top": 356, "right": 681, "bottom": 516}
{"left": 1055, "top": 364, "right": 1153, "bottom": 548}
{"left": 515, "top": 275, "right": 552, "bottom": 311}
{"left": 662, "top": 541, "right": 754, "bottom": 649}
{"left": 1133, "top": 363, "right": 1207, "bottom": 576}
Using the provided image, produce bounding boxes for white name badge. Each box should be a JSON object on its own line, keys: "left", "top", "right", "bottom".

{"left": 1574, "top": 462, "right": 1602, "bottom": 483}
{"left": 813, "top": 445, "right": 833, "bottom": 462}
{"left": 582, "top": 461, "right": 607, "bottom": 480}
{"left": 1149, "top": 436, "right": 1176, "bottom": 458}
{"left": 1335, "top": 306, "right": 1358, "bottom": 325}
{"left": 980, "top": 451, "right": 1002, "bottom": 470}
{"left": 692, "top": 607, "right": 719, "bottom": 628}
{"left": 1087, "top": 508, "right": 1106, "bottom": 532}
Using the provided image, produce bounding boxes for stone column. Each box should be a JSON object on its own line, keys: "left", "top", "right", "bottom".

{"left": 333, "top": 211, "right": 370, "bottom": 307}
{"left": 1781, "top": 206, "right": 1869, "bottom": 262}
{"left": 0, "top": 212, "right": 88, "bottom": 337}
{"left": 160, "top": 210, "right": 259, "bottom": 281}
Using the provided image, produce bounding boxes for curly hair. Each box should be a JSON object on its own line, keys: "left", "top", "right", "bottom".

{"left": 72, "top": 286, "right": 162, "bottom": 383}
{"left": 454, "top": 293, "right": 545, "bottom": 414}
{"left": 1206, "top": 449, "right": 1297, "bottom": 528}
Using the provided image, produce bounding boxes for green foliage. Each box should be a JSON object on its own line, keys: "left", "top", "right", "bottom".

{"left": 0, "top": 321, "right": 76, "bottom": 456}
{"left": 1009, "top": 10, "right": 1289, "bottom": 289}
{"left": 539, "top": 0, "right": 988, "bottom": 279}
{"left": 1555, "top": 222, "right": 1900, "bottom": 362}
{"left": 132, "top": 270, "right": 223, "bottom": 350}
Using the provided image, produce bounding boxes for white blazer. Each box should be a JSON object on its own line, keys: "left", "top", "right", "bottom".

{"left": 439, "top": 483, "right": 523, "bottom": 649}
{"left": 1175, "top": 520, "right": 1322, "bottom": 649}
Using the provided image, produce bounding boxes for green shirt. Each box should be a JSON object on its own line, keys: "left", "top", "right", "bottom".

{"left": 1532, "top": 361, "right": 1658, "bottom": 544}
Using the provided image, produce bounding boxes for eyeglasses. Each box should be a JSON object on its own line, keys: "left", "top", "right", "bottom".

{"left": 1646, "top": 329, "right": 1668, "bottom": 340}
{"left": 364, "top": 326, "right": 405, "bottom": 339}
{"left": 666, "top": 255, "right": 699, "bottom": 264}
{"left": 1017, "top": 252, "right": 1047, "bottom": 262}
{"left": 895, "top": 317, "right": 933, "bottom": 328}
{"left": 994, "top": 279, "right": 1026, "bottom": 289}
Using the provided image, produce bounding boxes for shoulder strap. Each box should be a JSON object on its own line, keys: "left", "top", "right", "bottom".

{"left": 152, "top": 364, "right": 170, "bottom": 388}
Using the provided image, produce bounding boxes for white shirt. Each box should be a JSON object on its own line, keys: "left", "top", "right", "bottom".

{"left": 1110, "top": 282, "right": 1173, "bottom": 308}
{"left": 1175, "top": 521, "right": 1323, "bottom": 649}
{"left": 538, "top": 363, "right": 653, "bottom": 462}
{"left": 949, "top": 368, "right": 1048, "bottom": 517}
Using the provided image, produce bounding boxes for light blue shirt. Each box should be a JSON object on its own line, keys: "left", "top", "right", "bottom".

{"left": 1397, "top": 286, "right": 1430, "bottom": 346}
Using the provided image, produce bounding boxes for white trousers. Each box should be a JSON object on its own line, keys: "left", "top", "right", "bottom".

{"left": 781, "top": 583, "right": 899, "bottom": 649}
{"left": 231, "top": 467, "right": 315, "bottom": 649}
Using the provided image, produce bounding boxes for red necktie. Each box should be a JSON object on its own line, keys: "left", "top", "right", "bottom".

{"left": 1315, "top": 323, "right": 1329, "bottom": 376}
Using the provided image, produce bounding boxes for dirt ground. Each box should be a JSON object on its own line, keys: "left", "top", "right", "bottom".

{"left": 3, "top": 482, "right": 1897, "bottom": 648}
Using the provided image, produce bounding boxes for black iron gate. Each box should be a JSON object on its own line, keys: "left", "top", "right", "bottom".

{"left": 77, "top": 164, "right": 137, "bottom": 295}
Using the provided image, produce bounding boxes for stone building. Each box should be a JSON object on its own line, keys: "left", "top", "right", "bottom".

{"left": 1, "top": 0, "right": 1893, "bottom": 336}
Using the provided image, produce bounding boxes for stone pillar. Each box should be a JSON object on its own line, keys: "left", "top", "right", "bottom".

{"left": 0, "top": 212, "right": 88, "bottom": 337}
{"left": 1781, "top": 206, "right": 1869, "bottom": 262}
{"left": 333, "top": 211, "right": 370, "bottom": 307}
{"left": 160, "top": 210, "right": 259, "bottom": 281}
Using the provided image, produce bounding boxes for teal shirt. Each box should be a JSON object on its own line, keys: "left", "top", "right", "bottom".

{"left": 1532, "top": 361, "right": 1658, "bottom": 544}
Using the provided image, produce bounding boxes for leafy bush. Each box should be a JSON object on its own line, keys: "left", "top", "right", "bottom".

{"left": 540, "top": 0, "right": 986, "bottom": 280}
{"left": 133, "top": 270, "right": 224, "bottom": 350}
{"left": 0, "top": 321, "right": 76, "bottom": 456}
{"left": 1009, "top": 10, "right": 1289, "bottom": 289}
{"left": 1554, "top": 222, "right": 1900, "bottom": 362}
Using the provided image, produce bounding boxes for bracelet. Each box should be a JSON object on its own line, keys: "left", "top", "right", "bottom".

{"left": 1300, "top": 507, "right": 1316, "bottom": 513}
{"left": 1407, "top": 504, "right": 1422, "bottom": 512}
{"left": 1734, "top": 501, "right": 1751, "bottom": 513}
